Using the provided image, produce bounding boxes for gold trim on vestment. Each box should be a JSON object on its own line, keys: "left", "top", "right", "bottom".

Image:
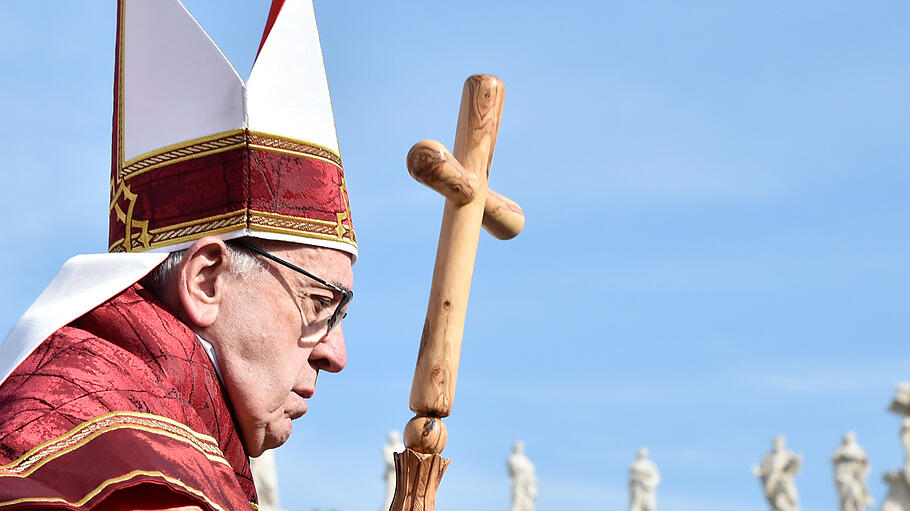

{"left": 109, "top": 210, "right": 248, "bottom": 252}
{"left": 0, "top": 470, "right": 227, "bottom": 511}
{"left": 250, "top": 209, "right": 337, "bottom": 227}
{"left": 114, "top": 0, "right": 125, "bottom": 185}
{"left": 120, "top": 129, "right": 248, "bottom": 180}
{"left": 0, "top": 411, "right": 228, "bottom": 478}
{"left": 148, "top": 210, "right": 249, "bottom": 246}
{"left": 111, "top": 0, "right": 347, "bottom": 256}
{"left": 334, "top": 176, "right": 354, "bottom": 241}
{"left": 150, "top": 210, "right": 248, "bottom": 233}
{"left": 249, "top": 209, "right": 356, "bottom": 246}
{"left": 110, "top": 179, "right": 152, "bottom": 251}
{"left": 118, "top": 129, "right": 343, "bottom": 182}
{"left": 109, "top": 207, "right": 357, "bottom": 252}
{"left": 109, "top": 113, "right": 353, "bottom": 252}
{"left": 247, "top": 130, "right": 342, "bottom": 169}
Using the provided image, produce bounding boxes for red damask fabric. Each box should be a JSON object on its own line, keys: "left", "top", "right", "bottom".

{"left": 109, "top": 143, "right": 355, "bottom": 253}
{"left": 0, "top": 284, "right": 257, "bottom": 510}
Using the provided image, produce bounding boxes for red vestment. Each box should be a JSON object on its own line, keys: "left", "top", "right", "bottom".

{"left": 0, "top": 284, "right": 257, "bottom": 510}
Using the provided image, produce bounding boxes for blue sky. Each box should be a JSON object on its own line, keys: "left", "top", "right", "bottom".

{"left": 2, "top": 2, "right": 909, "bottom": 510}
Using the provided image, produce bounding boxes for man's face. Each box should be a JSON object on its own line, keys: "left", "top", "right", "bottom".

{"left": 208, "top": 242, "right": 353, "bottom": 457}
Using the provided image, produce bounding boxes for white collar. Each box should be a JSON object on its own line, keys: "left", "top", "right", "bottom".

{"left": 195, "top": 334, "right": 223, "bottom": 383}
{"left": 0, "top": 252, "right": 167, "bottom": 386}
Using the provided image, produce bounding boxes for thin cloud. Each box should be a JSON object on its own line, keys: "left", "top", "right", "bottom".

{"left": 736, "top": 362, "right": 908, "bottom": 395}
{"left": 459, "top": 378, "right": 712, "bottom": 408}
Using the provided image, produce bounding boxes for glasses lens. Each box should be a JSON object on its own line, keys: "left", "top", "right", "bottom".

{"left": 328, "top": 291, "right": 352, "bottom": 332}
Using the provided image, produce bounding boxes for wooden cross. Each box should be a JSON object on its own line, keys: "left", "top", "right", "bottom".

{"left": 390, "top": 74, "right": 524, "bottom": 511}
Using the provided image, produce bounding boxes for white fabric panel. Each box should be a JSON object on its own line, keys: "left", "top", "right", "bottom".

{"left": 123, "top": 0, "right": 245, "bottom": 161}
{"left": 246, "top": 0, "right": 340, "bottom": 154}
{"left": 0, "top": 253, "right": 167, "bottom": 385}
{"left": 196, "top": 334, "right": 223, "bottom": 382}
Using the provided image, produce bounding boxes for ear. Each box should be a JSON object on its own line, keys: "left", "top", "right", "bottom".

{"left": 177, "top": 236, "right": 230, "bottom": 328}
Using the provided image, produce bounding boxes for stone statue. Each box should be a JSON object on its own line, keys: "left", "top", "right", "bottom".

{"left": 881, "top": 383, "right": 910, "bottom": 511}
{"left": 752, "top": 435, "right": 802, "bottom": 511}
{"left": 382, "top": 430, "right": 404, "bottom": 511}
{"left": 507, "top": 441, "right": 538, "bottom": 511}
{"left": 882, "top": 467, "right": 910, "bottom": 511}
{"left": 832, "top": 431, "right": 874, "bottom": 511}
{"left": 629, "top": 447, "right": 660, "bottom": 511}
{"left": 250, "top": 450, "right": 285, "bottom": 511}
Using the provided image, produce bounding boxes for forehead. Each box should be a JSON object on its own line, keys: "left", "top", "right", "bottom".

{"left": 263, "top": 241, "right": 354, "bottom": 290}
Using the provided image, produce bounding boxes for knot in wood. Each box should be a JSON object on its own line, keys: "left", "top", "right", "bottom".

{"left": 403, "top": 415, "right": 448, "bottom": 454}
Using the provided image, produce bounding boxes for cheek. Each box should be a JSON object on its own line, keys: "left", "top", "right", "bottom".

{"left": 219, "top": 288, "right": 315, "bottom": 407}
{"left": 231, "top": 296, "right": 299, "bottom": 357}
{"left": 252, "top": 319, "right": 312, "bottom": 392}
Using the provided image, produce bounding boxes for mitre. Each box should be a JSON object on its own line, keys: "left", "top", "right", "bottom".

{"left": 0, "top": 0, "right": 352, "bottom": 383}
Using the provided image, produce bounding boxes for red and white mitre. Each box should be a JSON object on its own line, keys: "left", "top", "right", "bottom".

{"left": 0, "top": 0, "right": 353, "bottom": 383}
{"left": 112, "top": 0, "right": 355, "bottom": 257}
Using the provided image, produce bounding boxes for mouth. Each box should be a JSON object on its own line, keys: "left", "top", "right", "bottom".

{"left": 286, "top": 388, "right": 314, "bottom": 420}
{"left": 289, "top": 404, "right": 307, "bottom": 420}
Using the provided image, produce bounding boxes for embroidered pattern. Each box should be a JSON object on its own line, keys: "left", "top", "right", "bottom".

{"left": 0, "top": 470, "right": 229, "bottom": 511}
{"left": 109, "top": 128, "right": 354, "bottom": 253}
{"left": 0, "top": 411, "right": 228, "bottom": 477}
{"left": 119, "top": 130, "right": 342, "bottom": 182}
{"left": 248, "top": 131, "right": 342, "bottom": 169}
{"left": 110, "top": 180, "right": 152, "bottom": 252}
{"left": 334, "top": 176, "right": 356, "bottom": 242}
{"left": 109, "top": 210, "right": 247, "bottom": 253}
{"left": 120, "top": 131, "right": 247, "bottom": 180}
{"left": 151, "top": 212, "right": 248, "bottom": 245}
{"left": 250, "top": 210, "right": 356, "bottom": 246}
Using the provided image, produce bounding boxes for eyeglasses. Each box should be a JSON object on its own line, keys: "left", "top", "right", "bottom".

{"left": 233, "top": 241, "right": 353, "bottom": 335}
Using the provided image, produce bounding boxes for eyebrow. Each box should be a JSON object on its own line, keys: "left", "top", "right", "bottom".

{"left": 295, "top": 276, "right": 346, "bottom": 296}
{"left": 297, "top": 276, "right": 349, "bottom": 298}
{"left": 235, "top": 241, "right": 350, "bottom": 294}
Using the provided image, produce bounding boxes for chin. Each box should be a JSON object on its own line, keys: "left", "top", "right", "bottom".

{"left": 264, "top": 419, "right": 293, "bottom": 451}
{"left": 243, "top": 419, "right": 292, "bottom": 457}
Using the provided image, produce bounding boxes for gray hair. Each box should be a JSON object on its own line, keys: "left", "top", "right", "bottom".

{"left": 142, "top": 240, "right": 265, "bottom": 294}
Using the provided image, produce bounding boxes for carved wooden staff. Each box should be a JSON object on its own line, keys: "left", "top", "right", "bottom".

{"left": 390, "top": 74, "right": 524, "bottom": 511}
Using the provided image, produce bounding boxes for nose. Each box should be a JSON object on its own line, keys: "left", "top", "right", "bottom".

{"left": 309, "top": 324, "right": 346, "bottom": 373}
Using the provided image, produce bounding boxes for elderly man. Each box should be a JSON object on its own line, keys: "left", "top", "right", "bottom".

{"left": 145, "top": 237, "right": 351, "bottom": 455}
{"left": 0, "top": 1, "right": 354, "bottom": 509}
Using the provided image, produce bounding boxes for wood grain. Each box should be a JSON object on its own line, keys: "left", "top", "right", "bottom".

{"left": 483, "top": 189, "right": 525, "bottom": 240}
{"left": 403, "top": 415, "right": 448, "bottom": 454}
{"left": 407, "top": 139, "right": 477, "bottom": 206}
{"left": 408, "top": 75, "right": 506, "bottom": 418}
{"left": 408, "top": 140, "right": 525, "bottom": 239}
{"left": 390, "top": 449, "right": 451, "bottom": 511}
